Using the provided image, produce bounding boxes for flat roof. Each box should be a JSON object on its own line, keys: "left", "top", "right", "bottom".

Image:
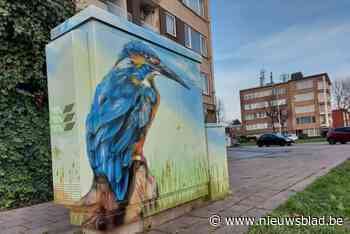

{"left": 240, "top": 73, "right": 331, "bottom": 93}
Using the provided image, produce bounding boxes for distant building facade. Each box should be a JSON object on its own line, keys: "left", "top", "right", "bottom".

{"left": 240, "top": 73, "right": 332, "bottom": 137}
{"left": 332, "top": 109, "right": 350, "bottom": 128}
{"left": 75, "top": 0, "right": 217, "bottom": 122}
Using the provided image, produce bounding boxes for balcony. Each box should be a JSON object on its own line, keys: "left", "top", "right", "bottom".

{"left": 140, "top": 0, "right": 160, "bottom": 5}
{"left": 140, "top": 2, "right": 160, "bottom": 32}
{"left": 126, "top": 0, "right": 160, "bottom": 32}
{"left": 141, "top": 20, "right": 159, "bottom": 33}
{"left": 104, "top": 1, "right": 129, "bottom": 19}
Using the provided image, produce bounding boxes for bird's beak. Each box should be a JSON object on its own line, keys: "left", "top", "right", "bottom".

{"left": 154, "top": 63, "right": 190, "bottom": 89}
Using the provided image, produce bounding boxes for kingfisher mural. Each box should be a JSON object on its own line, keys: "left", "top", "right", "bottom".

{"left": 79, "top": 41, "right": 190, "bottom": 230}
{"left": 46, "top": 7, "right": 230, "bottom": 234}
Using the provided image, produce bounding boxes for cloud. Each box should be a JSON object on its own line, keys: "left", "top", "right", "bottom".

{"left": 214, "top": 19, "right": 350, "bottom": 120}
{"left": 216, "top": 20, "right": 350, "bottom": 64}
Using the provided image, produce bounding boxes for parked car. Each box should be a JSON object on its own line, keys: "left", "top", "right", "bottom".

{"left": 327, "top": 127, "right": 350, "bottom": 144}
{"left": 257, "top": 133, "right": 294, "bottom": 147}
{"left": 286, "top": 133, "right": 298, "bottom": 141}
{"left": 277, "top": 133, "right": 299, "bottom": 141}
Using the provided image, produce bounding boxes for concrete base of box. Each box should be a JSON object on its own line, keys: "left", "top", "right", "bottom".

{"left": 77, "top": 197, "right": 209, "bottom": 233}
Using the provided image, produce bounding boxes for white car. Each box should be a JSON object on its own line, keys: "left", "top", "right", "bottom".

{"left": 276, "top": 133, "right": 298, "bottom": 142}
{"left": 286, "top": 134, "right": 298, "bottom": 141}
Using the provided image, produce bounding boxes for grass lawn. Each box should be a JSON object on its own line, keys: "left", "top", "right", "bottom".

{"left": 248, "top": 160, "right": 350, "bottom": 234}
{"left": 240, "top": 141, "right": 257, "bottom": 147}
{"left": 296, "top": 137, "right": 327, "bottom": 144}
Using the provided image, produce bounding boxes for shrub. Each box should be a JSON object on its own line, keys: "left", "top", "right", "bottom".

{"left": 0, "top": 0, "right": 75, "bottom": 209}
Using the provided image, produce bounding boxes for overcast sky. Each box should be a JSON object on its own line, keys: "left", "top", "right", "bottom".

{"left": 211, "top": 0, "right": 350, "bottom": 121}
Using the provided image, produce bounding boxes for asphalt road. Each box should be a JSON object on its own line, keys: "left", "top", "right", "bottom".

{"left": 227, "top": 142, "right": 350, "bottom": 160}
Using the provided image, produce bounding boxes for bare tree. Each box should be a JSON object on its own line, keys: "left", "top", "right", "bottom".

{"left": 333, "top": 78, "right": 350, "bottom": 111}
{"left": 265, "top": 104, "right": 279, "bottom": 133}
{"left": 264, "top": 88, "right": 288, "bottom": 133}
{"left": 265, "top": 105, "right": 288, "bottom": 133}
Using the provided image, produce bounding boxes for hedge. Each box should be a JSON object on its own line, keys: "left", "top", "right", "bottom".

{"left": 0, "top": 0, "right": 75, "bottom": 209}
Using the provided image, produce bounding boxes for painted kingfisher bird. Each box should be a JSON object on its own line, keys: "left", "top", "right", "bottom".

{"left": 83, "top": 41, "right": 190, "bottom": 207}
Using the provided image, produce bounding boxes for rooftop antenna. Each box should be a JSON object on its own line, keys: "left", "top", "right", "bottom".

{"left": 270, "top": 72, "right": 274, "bottom": 84}
{"left": 280, "top": 73, "right": 289, "bottom": 83}
{"left": 260, "top": 69, "right": 266, "bottom": 87}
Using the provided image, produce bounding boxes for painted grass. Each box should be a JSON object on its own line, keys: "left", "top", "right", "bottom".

{"left": 209, "top": 164, "right": 230, "bottom": 199}
{"left": 248, "top": 160, "right": 350, "bottom": 234}
{"left": 144, "top": 155, "right": 210, "bottom": 215}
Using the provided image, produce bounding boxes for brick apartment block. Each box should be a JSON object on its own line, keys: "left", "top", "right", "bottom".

{"left": 240, "top": 72, "right": 332, "bottom": 137}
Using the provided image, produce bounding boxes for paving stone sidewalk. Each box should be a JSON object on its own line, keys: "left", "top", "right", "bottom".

{"left": 0, "top": 144, "right": 349, "bottom": 234}
{"left": 146, "top": 144, "right": 350, "bottom": 234}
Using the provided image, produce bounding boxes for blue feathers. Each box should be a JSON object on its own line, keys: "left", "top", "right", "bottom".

{"left": 85, "top": 41, "right": 158, "bottom": 201}
{"left": 120, "top": 41, "right": 159, "bottom": 62}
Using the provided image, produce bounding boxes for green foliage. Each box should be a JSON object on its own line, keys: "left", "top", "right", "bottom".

{"left": 0, "top": 0, "right": 75, "bottom": 209}
{"left": 248, "top": 160, "right": 350, "bottom": 234}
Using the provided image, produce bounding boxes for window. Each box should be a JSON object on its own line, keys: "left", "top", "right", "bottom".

{"left": 295, "top": 105, "right": 315, "bottom": 114}
{"left": 165, "top": 13, "right": 176, "bottom": 36}
{"left": 191, "top": 29, "right": 201, "bottom": 54}
{"left": 201, "top": 72, "right": 209, "bottom": 95}
{"left": 296, "top": 80, "right": 313, "bottom": 90}
{"left": 318, "top": 81, "right": 324, "bottom": 90}
{"left": 318, "top": 80, "right": 329, "bottom": 90}
{"left": 272, "top": 88, "right": 286, "bottom": 95}
{"left": 184, "top": 24, "right": 207, "bottom": 56}
{"left": 271, "top": 99, "right": 286, "bottom": 106}
{"left": 198, "top": 0, "right": 204, "bottom": 16}
{"left": 243, "top": 89, "right": 272, "bottom": 100}
{"left": 256, "top": 112, "right": 267, "bottom": 119}
{"left": 244, "top": 101, "right": 269, "bottom": 110}
{"left": 319, "top": 105, "right": 326, "bottom": 113}
{"left": 318, "top": 93, "right": 331, "bottom": 103}
{"left": 259, "top": 90, "right": 273, "bottom": 98}
{"left": 182, "top": 0, "right": 205, "bottom": 17}
{"left": 302, "top": 128, "right": 320, "bottom": 137}
{"left": 318, "top": 93, "right": 324, "bottom": 102}
{"left": 246, "top": 123, "right": 269, "bottom": 131}
{"left": 243, "top": 93, "right": 253, "bottom": 100}
{"left": 245, "top": 114, "right": 256, "bottom": 121}
{"left": 335, "top": 128, "right": 350, "bottom": 133}
{"left": 294, "top": 92, "right": 314, "bottom": 102}
{"left": 184, "top": 24, "right": 191, "bottom": 48}
{"left": 200, "top": 35, "right": 208, "bottom": 57}
{"left": 296, "top": 116, "right": 316, "bottom": 124}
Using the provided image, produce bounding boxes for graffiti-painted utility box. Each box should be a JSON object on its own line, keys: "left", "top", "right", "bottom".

{"left": 46, "top": 6, "right": 229, "bottom": 232}
{"left": 206, "top": 124, "right": 230, "bottom": 200}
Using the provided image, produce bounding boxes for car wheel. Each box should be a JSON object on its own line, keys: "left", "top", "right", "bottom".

{"left": 328, "top": 139, "right": 336, "bottom": 145}
{"left": 266, "top": 144, "right": 270, "bottom": 147}
{"left": 258, "top": 144, "right": 263, "bottom": 147}
{"left": 341, "top": 141, "right": 346, "bottom": 144}
{"left": 287, "top": 143, "right": 292, "bottom": 146}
